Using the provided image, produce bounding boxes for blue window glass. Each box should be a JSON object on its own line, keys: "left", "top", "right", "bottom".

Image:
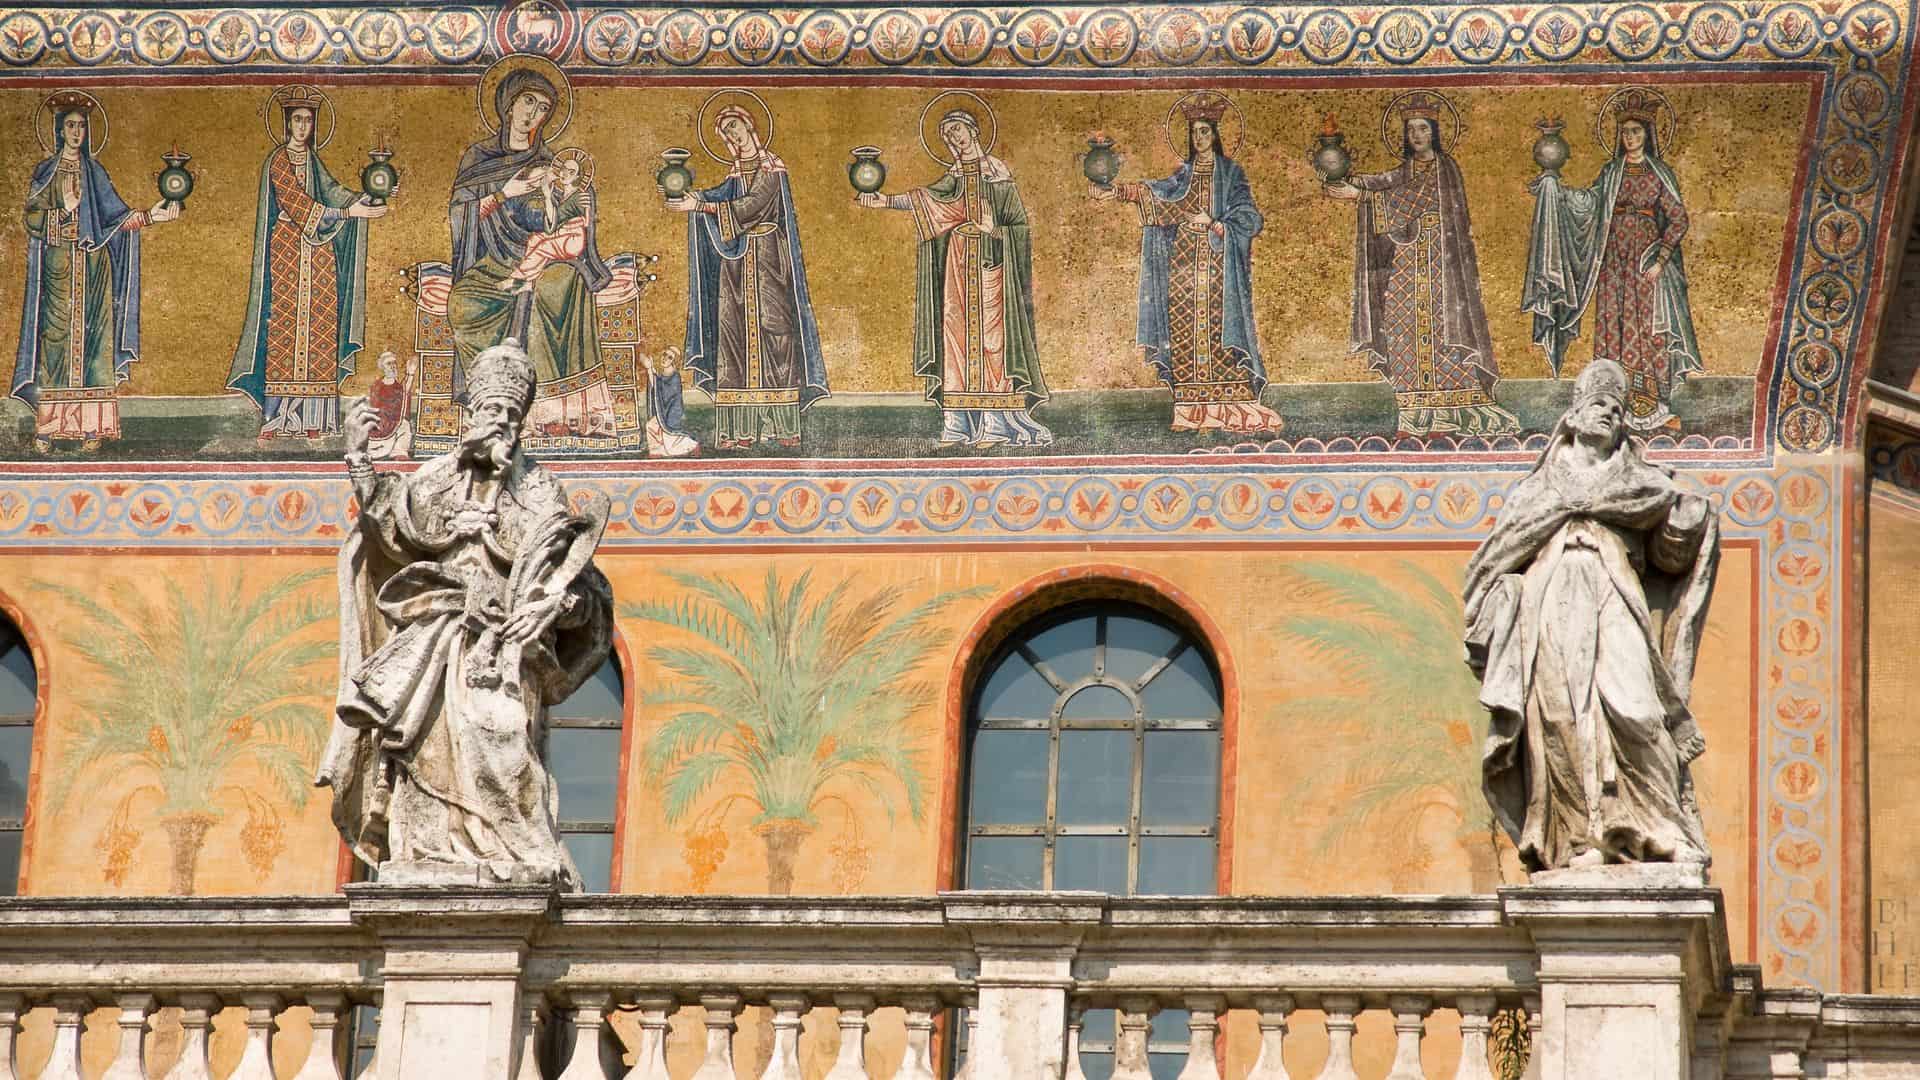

{"left": 959, "top": 602, "right": 1222, "bottom": 1076}
{"left": 548, "top": 657, "right": 625, "bottom": 894}
{"left": 0, "top": 620, "right": 33, "bottom": 897}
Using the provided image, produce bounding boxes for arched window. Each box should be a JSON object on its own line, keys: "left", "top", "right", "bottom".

{"left": 958, "top": 601, "right": 1224, "bottom": 1079}
{"left": 962, "top": 602, "right": 1223, "bottom": 894}
{"left": 0, "top": 616, "right": 35, "bottom": 895}
{"left": 548, "top": 656, "right": 625, "bottom": 894}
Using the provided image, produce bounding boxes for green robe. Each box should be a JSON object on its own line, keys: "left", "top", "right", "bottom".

{"left": 25, "top": 173, "right": 118, "bottom": 395}
{"left": 909, "top": 161, "right": 1048, "bottom": 412}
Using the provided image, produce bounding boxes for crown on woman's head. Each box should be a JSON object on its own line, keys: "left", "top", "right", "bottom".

{"left": 1398, "top": 92, "right": 1445, "bottom": 123}
{"left": 44, "top": 91, "right": 94, "bottom": 116}
{"left": 277, "top": 85, "right": 327, "bottom": 112}
{"left": 1615, "top": 89, "right": 1663, "bottom": 128}
{"left": 1177, "top": 92, "right": 1231, "bottom": 124}
{"left": 467, "top": 340, "right": 538, "bottom": 413}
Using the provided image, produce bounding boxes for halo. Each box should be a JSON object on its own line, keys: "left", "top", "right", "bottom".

{"left": 696, "top": 88, "right": 775, "bottom": 166}
{"left": 919, "top": 90, "right": 998, "bottom": 166}
{"left": 36, "top": 91, "right": 108, "bottom": 156}
{"left": 1163, "top": 91, "right": 1243, "bottom": 158}
{"left": 1593, "top": 85, "right": 1679, "bottom": 157}
{"left": 261, "top": 84, "right": 337, "bottom": 150}
{"left": 1378, "top": 89, "right": 1463, "bottom": 154}
{"left": 476, "top": 52, "right": 573, "bottom": 142}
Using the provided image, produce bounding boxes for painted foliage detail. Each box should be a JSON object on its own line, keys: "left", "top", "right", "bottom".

{"left": 31, "top": 570, "right": 334, "bottom": 894}
{"left": 1275, "top": 560, "right": 1508, "bottom": 891}
{"left": 622, "top": 571, "right": 983, "bottom": 893}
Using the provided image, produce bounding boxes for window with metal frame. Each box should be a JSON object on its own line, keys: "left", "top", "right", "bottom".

{"left": 547, "top": 657, "right": 625, "bottom": 894}
{"left": 0, "top": 618, "right": 34, "bottom": 896}
{"left": 956, "top": 601, "right": 1223, "bottom": 1079}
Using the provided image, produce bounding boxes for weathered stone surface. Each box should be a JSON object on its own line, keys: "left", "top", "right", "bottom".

{"left": 1466, "top": 358, "right": 1720, "bottom": 875}
{"left": 318, "top": 340, "right": 615, "bottom": 893}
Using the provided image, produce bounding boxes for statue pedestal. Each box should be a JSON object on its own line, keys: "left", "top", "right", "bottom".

{"left": 347, "top": 884, "right": 559, "bottom": 1080}
{"left": 1502, "top": 880, "right": 1728, "bottom": 1080}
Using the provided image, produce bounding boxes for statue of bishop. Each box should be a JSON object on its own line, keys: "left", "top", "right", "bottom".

{"left": 317, "top": 339, "right": 613, "bottom": 890}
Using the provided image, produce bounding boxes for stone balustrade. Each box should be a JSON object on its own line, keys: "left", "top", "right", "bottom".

{"left": 0, "top": 887, "right": 1917, "bottom": 1079}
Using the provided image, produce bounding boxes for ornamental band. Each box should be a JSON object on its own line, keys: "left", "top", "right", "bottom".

{"left": 316, "top": 340, "right": 614, "bottom": 889}
{"left": 1463, "top": 358, "right": 1717, "bottom": 872}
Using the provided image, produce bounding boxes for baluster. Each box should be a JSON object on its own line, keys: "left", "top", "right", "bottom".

{"left": 756, "top": 994, "right": 807, "bottom": 1080}
{"left": 1112, "top": 996, "right": 1157, "bottom": 1080}
{"left": 898, "top": 996, "right": 941, "bottom": 1080}
{"left": 1176, "top": 994, "right": 1225, "bottom": 1080}
{"left": 1247, "top": 994, "right": 1293, "bottom": 1080}
{"left": 1453, "top": 995, "right": 1497, "bottom": 1080}
{"left": 101, "top": 992, "right": 156, "bottom": 1080}
{"left": 823, "top": 992, "right": 874, "bottom": 1080}
{"left": 1313, "top": 995, "right": 1360, "bottom": 1080}
{"left": 1385, "top": 996, "right": 1431, "bottom": 1080}
{"left": 623, "top": 994, "right": 673, "bottom": 1080}
{"left": 514, "top": 997, "right": 546, "bottom": 1080}
{"left": 163, "top": 993, "right": 219, "bottom": 1080}
{"left": 0, "top": 992, "right": 21, "bottom": 1080}
{"left": 1519, "top": 994, "right": 1541, "bottom": 1080}
{"left": 558, "top": 990, "right": 613, "bottom": 1080}
{"left": 953, "top": 995, "right": 980, "bottom": 1080}
{"left": 689, "top": 992, "right": 742, "bottom": 1080}
{"left": 292, "top": 992, "right": 347, "bottom": 1080}
{"left": 39, "top": 994, "right": 90, "bottom": 1080}
{"left": 232, "top": 994, "right": 283, "bottom": 1080}
{"left": 1062, "top": 1002, "right": 1088, "bottom": 1080}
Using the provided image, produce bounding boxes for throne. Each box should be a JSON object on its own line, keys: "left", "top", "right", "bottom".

{"left": 401, "top": 253, "right": 659, "bottom": 457}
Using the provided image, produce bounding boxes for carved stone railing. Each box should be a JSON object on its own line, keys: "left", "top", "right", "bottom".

{"left": 0, "top": 888, "right": 1916, "bottom": 1079}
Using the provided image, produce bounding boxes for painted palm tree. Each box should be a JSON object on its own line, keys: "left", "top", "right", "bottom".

{"left": 622, "top": 570, "right": 984, "bottom": 894}
{"left": 1274, "top": 559, "right": 1508, "bottom": 892}
{"left": 32, "top": 569, "right": 335, "bottom": 894}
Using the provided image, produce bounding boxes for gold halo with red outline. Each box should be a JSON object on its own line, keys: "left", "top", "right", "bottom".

{"left": 1378, "top": 88, "right": 1463, "bottom": 154}
{"left": 1163, "top": 91, "right": 1243, "bottom": 159}
{"left": 696, "top": 88, "right": 776, "bottom": 165}
{"left": 919, "top": 89, "right": 998, "bottom": 165}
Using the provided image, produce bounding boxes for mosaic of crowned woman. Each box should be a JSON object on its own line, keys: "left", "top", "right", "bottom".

{"left": 447, "top": 55, "right": 620, "bottom": 446}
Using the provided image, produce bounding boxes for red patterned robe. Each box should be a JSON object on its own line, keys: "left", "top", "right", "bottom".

{"left": 1592, "top": 164, "right": 1689, "bottom": 426}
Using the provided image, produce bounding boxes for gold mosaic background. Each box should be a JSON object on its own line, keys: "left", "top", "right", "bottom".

{"left": 0, "top": 79, "right": 1804, "bottom": 397}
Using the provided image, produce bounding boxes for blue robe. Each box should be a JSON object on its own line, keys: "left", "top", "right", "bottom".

{"left": 1135, "top": 155, "right": 1266, "bottom": 395}
{"left": 11, "top": 128, "right": 141, "bottom": 411}
{"left": 683, "top": 157, "right": 829, "bottom": 412}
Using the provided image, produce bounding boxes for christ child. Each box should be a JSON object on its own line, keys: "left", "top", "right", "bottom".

{"left": 510, "top": 147, "right": 595, "bottom": 294}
